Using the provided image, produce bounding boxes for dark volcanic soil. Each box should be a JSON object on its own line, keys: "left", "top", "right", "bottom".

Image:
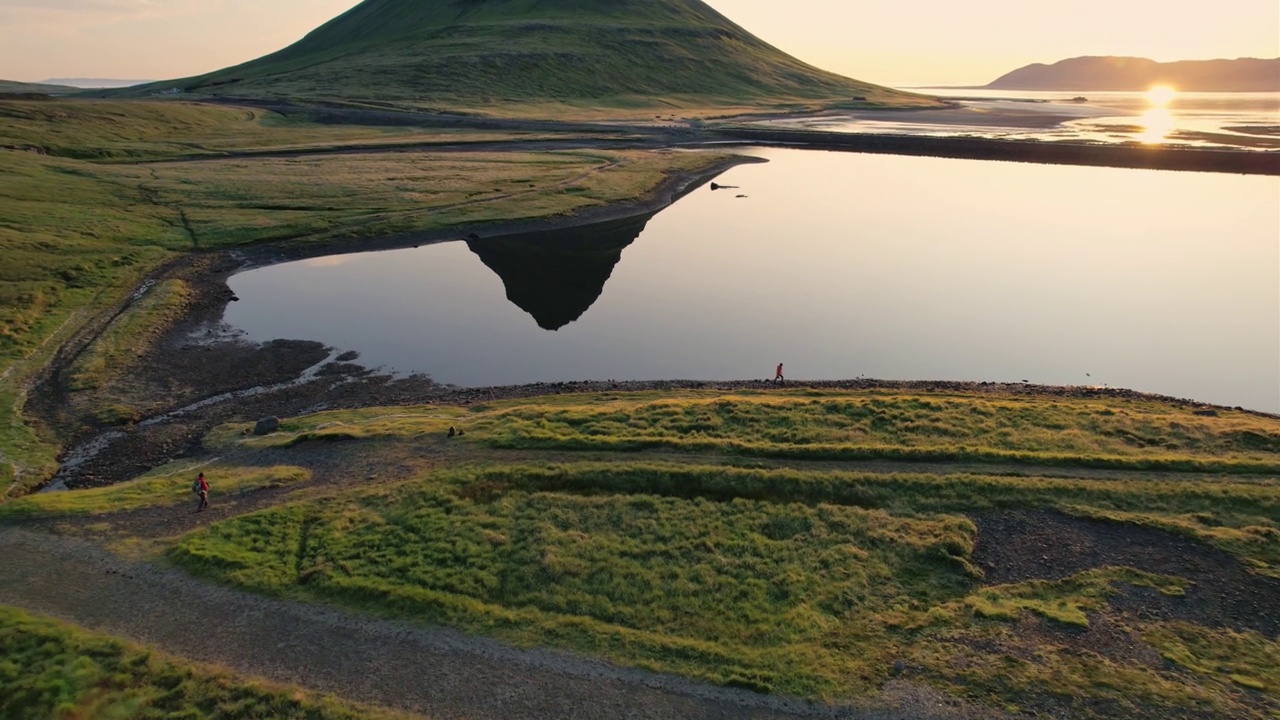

{"left": 972, "top": 509, "right": 1280, "bottom": 637}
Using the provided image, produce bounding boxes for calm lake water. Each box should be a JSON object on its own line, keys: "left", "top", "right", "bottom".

{"left": 225, "top": 149, "right": 1280, "bottom": 413}
{"left": 770, "top": 90, "right": 1280, "bottom": 149}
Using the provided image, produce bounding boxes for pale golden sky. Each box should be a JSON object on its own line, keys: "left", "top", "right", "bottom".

{"left": 1, "top": 0, "right": 1276, "bottom": 86}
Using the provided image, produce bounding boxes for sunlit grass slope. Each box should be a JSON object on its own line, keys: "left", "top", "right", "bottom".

{"left": 170, "top": 457, "right": 1280, "bottom": 714}
{"left": 0, "top": 606, "right": 413, "bottom": 719}
{"left": 0, "top": 464, "right": 309, "bottom": 518}
{"left": 221, "top": 389, "right": 1280, "bottom": 473}
{"left": 12, "top": 385, "right": 1280, "bottom": 717}
{"left": 126, "top": 0, "right": 937, "bottom": 111}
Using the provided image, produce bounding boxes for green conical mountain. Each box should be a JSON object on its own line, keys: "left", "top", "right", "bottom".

{"left": 135, "top": 0, "right": 933, "bottom": 109}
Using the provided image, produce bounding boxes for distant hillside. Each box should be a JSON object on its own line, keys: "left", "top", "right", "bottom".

{"left": 0, "top": 80, "right": 76, "bottom": 95}
{"left": 43, "top": 78, "right": 152, "bottom": 89}
{"left": 987, "top": 56, "right": 1280, "bottom": 91}
{"left": 114, "top": 0, "right": 935, "bottom": 109}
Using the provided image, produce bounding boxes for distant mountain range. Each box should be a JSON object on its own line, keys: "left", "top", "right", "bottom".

{"left": 986, "top": 56, "right": 1280, "bottom": 92}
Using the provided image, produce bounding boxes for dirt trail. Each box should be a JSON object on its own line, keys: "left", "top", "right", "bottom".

{"left": 0, "top": 529, "right": 996, "bottom": 720}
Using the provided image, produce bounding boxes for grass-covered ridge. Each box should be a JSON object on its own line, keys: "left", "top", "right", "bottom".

{"left": 0, "top": 464, "right": 309, "bottom": 518}
{"left": 219, "top": 389, "right": 1280, "bottom": 473}
{"left": 122, "top": 0, "right": 938, "bottom": 111}
{"left": 175, "top": 387, "right": 1280, "bottom": 714}
{"left": 8, "top": 385, "right": 1279, "bottom": 717}
{"left": 169, "top": 458, "right": 1280, "bottom": 716}
{"left": 0, "top": 606, "right": 410, "bottom": 719}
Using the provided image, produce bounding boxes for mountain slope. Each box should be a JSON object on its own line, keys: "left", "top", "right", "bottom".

{"left": 122, "top": 0, "right": 933, "bottom": 109}
{"left": 0, "top": 80, "right": 76, "bottom": 95}
{"left": 986, "top": 56, "right": 1280, "bottom": 92}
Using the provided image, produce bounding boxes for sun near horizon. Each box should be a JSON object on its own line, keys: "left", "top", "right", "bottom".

{"left": 1146, "top": 85, "right": 1179, "bottom": 107}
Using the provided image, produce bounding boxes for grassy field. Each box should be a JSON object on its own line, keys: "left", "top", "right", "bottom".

{"left": 0, "top": 100, "right": 563, "bottom": 162}
{"left": 129, "top": 388, "right": 1280, "bottom": 717}
{"left": 0, "top": 98, "right": 732, "bottom": 496}
{"left": 8, "top": 387, "right": 1280, "bottom": 717}
{"left": 167, "top": 462, "right": 1278, "bottom": 715}
{"left": 0, "top": 464, "right": 309, "bottom": 518}
{"left": 214, "top": 389, "right": 1280, "bottom": 473}
{"left": 0, "top": 605, "right": 412, "bottom": 720}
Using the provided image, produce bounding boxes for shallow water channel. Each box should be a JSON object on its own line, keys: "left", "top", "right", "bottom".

{"left": 225, "top": 149, "right": 1280, "bottom": 413}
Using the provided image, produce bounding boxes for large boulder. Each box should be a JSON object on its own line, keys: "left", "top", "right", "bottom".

{"left": 253, "top": 416, "right": 281, "bottom": 436}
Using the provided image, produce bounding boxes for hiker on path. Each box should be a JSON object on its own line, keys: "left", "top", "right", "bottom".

{"left": 194, "top": 472, "right": 209, "bottom": 511}
{"left": 775, "top": 363, "right": 784, "bottom": 382}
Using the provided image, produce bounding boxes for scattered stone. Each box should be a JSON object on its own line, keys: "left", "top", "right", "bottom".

{"left": 253, "top": 416, "right": 281, "bottom": 436}
{"left": 448, "top": 426, "right": 457, "bottom": 438}
{"left": 1193, "top": 409, "right": 1219, "bottom": 417}
{"left": 892, "top": 659, "right": 906, "bottom": 675}
{"left": 336, "top": 350, "right": 360, "bottom": 363}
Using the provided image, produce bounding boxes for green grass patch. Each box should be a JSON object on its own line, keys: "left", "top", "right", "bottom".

{"left": 1145, "top": 622, "right": 1280, "bottom": 694}
{"left": 967, "top": 567, "right": 1188, "bottom": 627}
{"left": 0, "top": 464, "right": 309, "bottom": 519}
{"left": 67, "top": 279, "right": 193, "bottom": 396}
{"left": 0, "top": 605, "right": 411, "bottom": 719}
{"left": 467, "top": 391, "right": 1280, "bottom": 472}
{"left": 167, "top": 458, "right": 1280, "bottom": 711}
{"left": 171, "top": 471, "right": 978, "bottom": 697}
{"left": 0, "top": 100, "right": 551, "bottom": 162}
{"left": 223, "top": 389, "right": 1280, "bottom": 474}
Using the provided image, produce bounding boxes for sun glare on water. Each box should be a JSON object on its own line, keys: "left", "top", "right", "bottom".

{"left": 1146, "top": 85, "right": 1177, "bottom": 107}
{"left": 1138, "top": 85, "right": 1179, "bottom": 143}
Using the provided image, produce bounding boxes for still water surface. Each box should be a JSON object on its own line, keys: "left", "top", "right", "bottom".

{"left": 226, "top": 149, "right": 1280, "bottom": 412}
{"left": 769, "top": 90, "right": 1280, "bottom": 149}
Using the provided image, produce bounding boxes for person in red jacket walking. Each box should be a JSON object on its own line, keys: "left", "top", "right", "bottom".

{"left": 775, "top": 363, "right": 785, "bottom": 383}
{"left": 194, "top": 472, "right": 210, "bottom": 511}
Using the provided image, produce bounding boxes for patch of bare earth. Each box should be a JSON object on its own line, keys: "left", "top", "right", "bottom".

{"left": 973, "top": 510, "right": 1280, "bottom": 637}
{"left": 969, "top": 510, "right": 1280, "bottom": 719}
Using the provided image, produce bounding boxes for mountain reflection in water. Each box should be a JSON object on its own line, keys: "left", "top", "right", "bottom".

{"left": 223, "top": 149, "right": 1278, "bottom": 411}
{"left": 466, "top": 214, "right": 651, "bottom": 331}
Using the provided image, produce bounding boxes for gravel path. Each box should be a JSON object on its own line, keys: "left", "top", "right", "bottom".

{"left": 0, "top": 528, "right": 996, "bottom": 720}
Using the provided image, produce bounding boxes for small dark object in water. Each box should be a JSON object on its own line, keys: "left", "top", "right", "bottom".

{"left": 736, "top": 194, "right": 748, "bottom": 198}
